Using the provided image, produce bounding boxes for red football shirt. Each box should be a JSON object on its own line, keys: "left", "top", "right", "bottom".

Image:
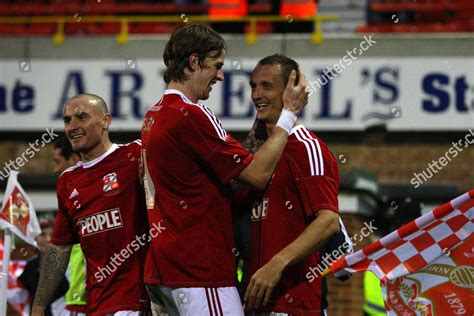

{"left": 51, "top": 141, "right": 150, "bottom": 315}
{"left": 247, "top": 125, "right": 340, "bottom": 315}
{"left": 141, "top": 89, "right": 253, "bottom": 287}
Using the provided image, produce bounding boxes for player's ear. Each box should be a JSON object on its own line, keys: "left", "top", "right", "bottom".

{"left": 101, "top": 113, "right": 112, "bottom": 129}
{"left": 188, "top": 53, "right": 199, "bottom": 72}
{"left": 294, "top": 68, "right": 300, "bottom": 86}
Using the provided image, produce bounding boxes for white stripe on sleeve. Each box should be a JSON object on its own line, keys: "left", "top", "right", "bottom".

{"left": 195, "top": 104, "right": 228, "bottom": 141}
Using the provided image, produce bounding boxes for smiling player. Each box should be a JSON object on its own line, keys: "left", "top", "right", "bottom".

{"left": 244, "top": 55, "right": 342, "bottom": 315}
{"left": 32, "top": 94, "right": 150, "bottom": 316}
{"left": 141, "top": 24, "right": 309, "bottom": 315}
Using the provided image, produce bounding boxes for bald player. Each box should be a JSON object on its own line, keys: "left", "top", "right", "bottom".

{"left": 32, "top": 94, "right": 150, "bottom": 316}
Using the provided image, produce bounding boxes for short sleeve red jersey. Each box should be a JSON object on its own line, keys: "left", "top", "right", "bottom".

{"left": 248, "top": 125, "right": 340, "bottom": 315}
{"left": 51, "top": 141, "right": 150, "bottom": 316}
{"left": 141, "top": 89, "right": 253, "bottom": 287}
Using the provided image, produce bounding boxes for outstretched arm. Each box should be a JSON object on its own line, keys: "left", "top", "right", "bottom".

{"left": 32, "top": 243, "right": 72, "bottom": 315}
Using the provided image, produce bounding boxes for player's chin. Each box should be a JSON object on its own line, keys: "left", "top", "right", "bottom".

{"left": 70, "top": 140, "right": 85, "bottom": 152}
{"left": 255, "top": 112, "right": 267, "bottom": 122}
{"left": 201, "top": 91, "right": 210, "bottom": 100}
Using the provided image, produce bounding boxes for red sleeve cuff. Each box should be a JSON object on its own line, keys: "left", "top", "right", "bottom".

{"left": 50, "top": 237, "right": 75, "bottom": 245}
{"left": 309, "top": 203, "right": 339, "bottom": 216}
{"left": 221, "top": 154, "right": 254, "bottom": 184}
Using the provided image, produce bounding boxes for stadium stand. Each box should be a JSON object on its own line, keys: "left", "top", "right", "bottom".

{"left": 360, "top": 0, "right": 474, "bottom": 32}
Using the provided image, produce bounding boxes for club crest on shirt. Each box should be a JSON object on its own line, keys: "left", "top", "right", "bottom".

{"left": 103, "top": 172, "right": 120, "bottom": 196}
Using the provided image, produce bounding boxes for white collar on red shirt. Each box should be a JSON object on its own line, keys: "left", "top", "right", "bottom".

{"left": 164, "top": 89, "right": 194, "bottom": 104}
{"left": 290, "top": 124, "right": 304, "bottom": 135}
{"left": 81, "top": 143, "right": 118, "bottom": 168}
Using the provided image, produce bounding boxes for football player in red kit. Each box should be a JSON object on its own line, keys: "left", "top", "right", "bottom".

{"left": 32, "top": 94, "right": 150, "bottom": 316}
{"left": 244, "top": 55, "right": 341, "bottom": 315}
{"left": 141, "top": 24, "right": 308, "bottom": 315}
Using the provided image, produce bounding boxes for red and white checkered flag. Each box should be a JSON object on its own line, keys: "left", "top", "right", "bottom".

{"left": 0, "top": 171, "right": 41, "bottom": 247}
{"left": 323, "top": 190, "right": 473, "bottom": 281}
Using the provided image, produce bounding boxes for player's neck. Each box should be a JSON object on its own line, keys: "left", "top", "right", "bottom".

{"left": 266, "top": 120, "right": 299, "bottom": 135}
{"left": 266, "top": 123, "right": 276, "bottom": 135}
{"left": 80, "top": 139, "right": 113, "bottom": 163}
{"left": 167, "top": 82, "right": 197, "bottom": 103}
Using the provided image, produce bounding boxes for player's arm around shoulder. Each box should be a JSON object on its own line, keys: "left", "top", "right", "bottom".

{"left": 31, "top": 243, "right": 73, "bottom": 315}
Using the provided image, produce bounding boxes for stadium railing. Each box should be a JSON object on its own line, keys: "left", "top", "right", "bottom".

{"left": 0, "top": 2, "right": 338, "bottom": 45}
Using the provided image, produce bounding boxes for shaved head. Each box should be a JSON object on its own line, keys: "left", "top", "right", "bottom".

{"left": 62, "top": 93, "right": 113, "bottom": 162}
{"left": 68, "top": 93, "right": 109, "bottom": 116}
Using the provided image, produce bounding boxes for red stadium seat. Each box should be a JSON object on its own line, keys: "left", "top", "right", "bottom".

{"left": 358, "top": 0, "right": 474, "bottom": 32}
{"left": 0, "top": 2, "right": 217, "bottom": 36}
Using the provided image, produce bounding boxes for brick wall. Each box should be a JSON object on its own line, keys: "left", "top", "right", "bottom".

{"left": 2, "top": 140, "right": 473, "bottom": 191}
{"left": 331, "top": 143, "right": 473, "bottom": 192}
{"left": 0, "top": 141, "right": 56, "bottom": 178}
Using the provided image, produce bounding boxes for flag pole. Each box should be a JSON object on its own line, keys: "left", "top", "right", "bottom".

{"left": 0, "top": 192, "right": 14, "bottom": 315}
{"left": 0, "top": 228, "right": 13, "bottom": 316}
{"left": 321, "top": 267, "right": 331, "bottom": 278}
{"left": 8, "top": 196, "right": 12, "bottom": 228}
